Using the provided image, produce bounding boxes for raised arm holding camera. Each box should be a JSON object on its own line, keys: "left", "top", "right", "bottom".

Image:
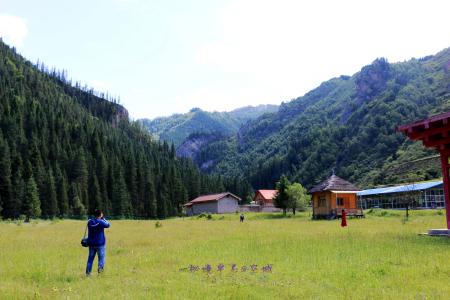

{"left": 85, "top": 209, "right": 110, "bottom": 276}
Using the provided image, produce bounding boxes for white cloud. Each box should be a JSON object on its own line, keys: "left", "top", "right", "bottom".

{"left": 192, "top": 0, "right": 450, "bottom": 108}
{"left": 0, "top": 14, "right": 28, "bottom": 48}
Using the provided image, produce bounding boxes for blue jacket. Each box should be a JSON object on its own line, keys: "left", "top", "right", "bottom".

{"left": 87, "top": 218, "right": 110, "bottom": 247}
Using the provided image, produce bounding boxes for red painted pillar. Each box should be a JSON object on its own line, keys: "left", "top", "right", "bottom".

{"left": 439, "top": 150, "right": 450, "bottom": 229}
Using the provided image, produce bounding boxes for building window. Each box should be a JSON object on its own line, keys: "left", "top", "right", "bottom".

{"left": 318, "top": 196, "right": 326, "bottom": 207}
{"left": 337, "top": 197, "right": 344, "bottom": 206}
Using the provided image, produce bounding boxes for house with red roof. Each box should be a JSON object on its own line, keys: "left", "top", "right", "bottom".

{"left": 253, "top": 190, "right": 279, "bottom": 212}
{"left": 184, "top": 192, "right": 241, "bottom": 216}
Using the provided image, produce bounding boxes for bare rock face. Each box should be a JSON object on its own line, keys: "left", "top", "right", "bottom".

{"left": 356, "top": 58, "right": 391, "bottom": 102}
{"left": 176, "top": 137, "right": 205, "bottom": 159}
{"left": 111, "top": 104, "right": 129, "bottom": 127}
{"left": 176, "top": 132, "right": 223, "bottom": 159}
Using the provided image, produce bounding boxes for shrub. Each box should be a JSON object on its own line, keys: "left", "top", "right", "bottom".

{"left": 197, "top": 213, "right": 207, "bottom": 219}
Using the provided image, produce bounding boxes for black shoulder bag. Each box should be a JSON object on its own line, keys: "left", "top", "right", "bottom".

{"left": 81, "top": 221, "right": 89, "bottom": 247}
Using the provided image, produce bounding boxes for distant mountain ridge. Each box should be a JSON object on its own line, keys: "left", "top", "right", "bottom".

{"left": 139, "top": 104, "right": 278, "bottom": 146}
{"left": 184, "top": 47, "right": 450, "bottom": 189}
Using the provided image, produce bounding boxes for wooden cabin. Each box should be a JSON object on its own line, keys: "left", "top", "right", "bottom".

{"left": 309, "top": 175, "right": 362, "bottom": 219}
{"left": 254, "top": 190, "right": 277, "bottom": 205}
{"left": 253, "top": 190, "right": 279, "bottom": 212}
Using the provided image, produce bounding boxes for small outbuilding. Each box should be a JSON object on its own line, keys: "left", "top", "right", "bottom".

{"left": 309, "top": 175, "right": 362, "bottom": 219}
{"left": 253, "top": 190, "right": 279, "bottom": 212}
{"left": 184, "top": 192, "right": 241, "bottom": 216}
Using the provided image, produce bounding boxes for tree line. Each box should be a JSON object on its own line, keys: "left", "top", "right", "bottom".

{"left": 0, "top": 40, "right": 249, "bottom": 220}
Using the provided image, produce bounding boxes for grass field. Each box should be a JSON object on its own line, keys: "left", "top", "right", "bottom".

{"left": 1, "top": 210, "right": 449, "bottom": 299}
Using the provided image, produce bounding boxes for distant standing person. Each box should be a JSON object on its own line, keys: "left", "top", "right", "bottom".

{"left": 341, "top": 209, "right": 347, "bottom": 227}
{"left": 240, "top": 213, "right": 245, "bottom": 222}
{"left": 86, "top": 209, "right": 110, "bottom": 276}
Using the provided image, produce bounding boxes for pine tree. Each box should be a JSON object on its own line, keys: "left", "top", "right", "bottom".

{"left": 96, "top": 149, "right": 109, "bottom": 214}
{"left": 70, "top": 182, "right": 86, "bottom": 218}
{"left": 29, "top": 139, "right": 46, "bottom": 206}
{"left": 43, "top": 168, "right": 58, "bottom": 218}
{"left": 58, "top": 174, "right": 69, "bottom": 217}
{"left": 170, "top": 143, "right": 176, "bottom": 158}
{"left": 145, "top": 170, "right": 157, "bottom": 218}
{"left": 23, "top": 177, "right": 41, "bottom": 220}
{"left": 125, "top": 152, "right": 138, "bottom": 214}
{"left": 157, "top": 173, "right": 168, "bottom": 219}
{"left": 11, "top": 171, "right": 25, "bottom": 218}
{"left": 88, "top": 173, "right": 102, "bottom": 212}
{"left": 0, "top": 137, "right": 13, "bottom": 218}
{"left": 171, "top": 166, "right": 186, "bottom": 215}
{"left": 55, "top": 165, "right": 69, "bottom": 217}
{"left": 135, "top": 157, "right": 146, "bottom": 217}
{"left": 72, "top": 195, "right": 86, "bottom": 219}
{"left": 112, "top": 159, "right": 131, "bottom": 218}
{"left": 273, "top": 175, "right": 291, "bottom": 215}
{"left": 72, "top": 148, "right": 89, "bottom": 209}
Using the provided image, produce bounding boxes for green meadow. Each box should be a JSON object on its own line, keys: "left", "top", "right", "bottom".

{"left": 1, "top": 210, "right": 449, "bottom": 299}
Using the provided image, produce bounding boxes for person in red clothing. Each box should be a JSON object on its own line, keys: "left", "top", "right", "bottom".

{"left": 341, "top": 209, "right": 347, "bottom": 227}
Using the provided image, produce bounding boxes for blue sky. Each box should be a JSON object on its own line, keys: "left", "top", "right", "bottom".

{"left": 1, "top": 0, "right": 450, "bottom": 119}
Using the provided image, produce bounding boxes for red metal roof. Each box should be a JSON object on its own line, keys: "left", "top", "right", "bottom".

{"left": 256, "top": 190, "right": 278, "bottom": 200}
{"left": 184, "top": 192, "right": 241, "bottom": 206}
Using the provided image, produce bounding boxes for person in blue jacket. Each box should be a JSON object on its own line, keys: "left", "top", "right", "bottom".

{"left": 86, "top": 209, "right": 110, "bottom": 276}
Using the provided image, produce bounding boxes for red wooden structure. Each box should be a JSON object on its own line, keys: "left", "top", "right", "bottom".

{"left": 398, "top": 112, "right": 450, "bottom": 229}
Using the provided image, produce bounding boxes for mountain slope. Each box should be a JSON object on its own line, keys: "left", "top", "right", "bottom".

{"left": 139, "top": 105, "right": 278, "bottom": 146}
{"left": 0, "top": 40, "right": 227, "bottom": 219}
{"left": 228, "top": 104, "right": 279, "bottom": 124}
{"left": 191, "top": 48, "right": 450, "bottom": 189}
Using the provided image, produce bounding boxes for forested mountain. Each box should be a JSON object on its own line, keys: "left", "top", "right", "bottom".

{"left": 139, "top": 105, "right": 278, "bottom": 146}
{"left": 228, "top": 104, "right": 279, "bottom": 123}
{"left": 190, "top": 47, "right": 450, "bottom": 189}
{"left": 0, "top": 40, "right": 252, "bottom": 220}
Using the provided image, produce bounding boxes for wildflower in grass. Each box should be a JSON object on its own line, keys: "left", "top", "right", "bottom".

{"left": 241, "top": 265, "right": 248, "bottom": 272}
{"left": 231, "top": 264, "right": 238, "bottom": 272}
{"left": 262, "top": 264, "right": 273, "bottom": 272}
{"left": 250, "top": 264, "right": 258, "bottom": 272}
{"left": 202, "top": 264, "right": 212, "bottom": 273}
{"left": 217, "top": 263, "right": 225, "bottom": 272}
